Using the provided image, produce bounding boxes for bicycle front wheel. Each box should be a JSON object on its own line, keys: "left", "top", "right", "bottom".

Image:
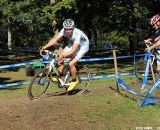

{"left": 135, "top": 57, "right": 146, "bottom": 80}
{"left": 136, "top": 57, "right": 157, "bottom": 81}
{"left": 28, "top": 68, "right": 51, "bottom": 100}
{"left": 75, "top": 66, "right": 90, "bottom": 95}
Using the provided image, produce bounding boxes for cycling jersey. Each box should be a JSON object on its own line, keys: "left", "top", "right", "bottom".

{"left": 59, "top": 28, "right": 89, "bottom": 51}
{"left": 59, "top": 28, "right": 89, "bottom": 60}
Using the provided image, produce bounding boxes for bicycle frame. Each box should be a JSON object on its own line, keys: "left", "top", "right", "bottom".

{"left": 116, "top": 43, "right": 156, "bottom": 95}
{"left": 141, "top": 49, "right": 155, "bottom": 92}
{"left": 140, "top": 77, "right": 160, "bottom": 106}
{"left": 114, "top": 42, "right": 160, "bottom": 106}
{"left": 42, "top": 51, "right": 71, "bottom": 88}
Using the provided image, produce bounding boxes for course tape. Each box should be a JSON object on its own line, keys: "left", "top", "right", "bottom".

{"left": 0, "top": 53, "right": 143, "bottom": 88}
{"left": 0, "top": 81, "right": 30, "bottom": 88}
{"left": 0, "top": 61, "right": 37, "bottom": 69}
{"left": 0, "top": 54, "right": 145, "bottom": 69}
{"left": 90, "top": 72, "right": 133, "bottom": 79}
{"left": 0, "top": 72, "right": 133, "bottom": 88}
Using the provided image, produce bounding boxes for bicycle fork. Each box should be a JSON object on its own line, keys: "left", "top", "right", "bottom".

{"left": 141, "top": 57, "right": 151, "bottom": 92}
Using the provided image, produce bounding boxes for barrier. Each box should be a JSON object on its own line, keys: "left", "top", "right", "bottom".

{"left": 0, "top": 73, "right": 133, "bottom": 88}
{"left": 0, "top": 54, "right": 145, "bottom": 69}
{"left": 0, "top": 54, "right": 144, "bottom": 88}
{"left": 0, "top": 81, "right": 30, "bottom": 88}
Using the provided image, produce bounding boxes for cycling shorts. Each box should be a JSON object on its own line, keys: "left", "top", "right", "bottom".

{"left": 63, "top": 41, "right": 89, "bottom": 61}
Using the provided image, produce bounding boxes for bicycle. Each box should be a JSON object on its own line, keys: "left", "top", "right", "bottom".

{"left": 113, "top": 42, "right": 160, "bottom": 106}
{"left": 116, "top": 42, "right": 157, "bottom": 96}
{"left": 135, "top": 42, "right": 158, "bottom": 92}
{"left": 28, "top": 50, "right": 90, "bottom": 100}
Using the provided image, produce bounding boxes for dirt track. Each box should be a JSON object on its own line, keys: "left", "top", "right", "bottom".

{"left": 0, "top": 96, "right": 84, "bottom": 130}
{"left": 0, "top": 87, "right": 110, "bottom": 130}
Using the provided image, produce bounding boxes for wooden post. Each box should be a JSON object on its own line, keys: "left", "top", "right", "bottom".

{"left": 113, "top": 50, "right": 119, "bottom": 91}
{"left": 150, "top": 60, "right": 155, "bottom": 83}
{"left": 113, "top": 50, "right": 118, "bottom": 75}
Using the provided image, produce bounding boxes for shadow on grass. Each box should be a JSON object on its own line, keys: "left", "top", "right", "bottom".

{"left": 109, "top": 86, "right": 137, "bottom": 101}
{"left": 46, "top": 89, "right": 90, "bottom": 97}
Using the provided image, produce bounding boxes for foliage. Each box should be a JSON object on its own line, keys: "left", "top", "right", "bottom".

{"left": 0, "top": 0, "right": 160, "bottom": 53}
{"left": 97, "top": 31, "right": 129, "bottom": 47}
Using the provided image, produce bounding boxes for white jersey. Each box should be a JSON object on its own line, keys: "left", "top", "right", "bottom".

{"left": 59, "top": 28, "right": 89, "bottom": 51}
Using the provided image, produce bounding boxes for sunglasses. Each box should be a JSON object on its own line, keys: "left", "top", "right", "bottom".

{"left": 64, "top": 28, "right": 73, "bottom": 31}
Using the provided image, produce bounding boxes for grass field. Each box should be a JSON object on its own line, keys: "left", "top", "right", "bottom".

{"left": 1, "top": 74, "right": 160, "bottom": 130}
{"left": 1, "top": 52, "right": 160, "bottom": 130}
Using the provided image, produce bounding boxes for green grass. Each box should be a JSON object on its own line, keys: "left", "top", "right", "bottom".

{"left": 73, "top": 79, "right": 160, "bottom": 130}
{"left": 64, "top": 78, "right": 160, "bottom": 130}
{"left": 1, "top": 54, "right": 160, "bottom": 129}
{"left": 1, "top": 74, "right": 160, "bottom": 129}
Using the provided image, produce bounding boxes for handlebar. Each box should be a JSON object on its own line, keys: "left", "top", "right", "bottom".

{"left": 146, "top": 42, "right": 153, "bottom": 47}
{"left": 40, "top": 50, "right": 58, "bottom": 61}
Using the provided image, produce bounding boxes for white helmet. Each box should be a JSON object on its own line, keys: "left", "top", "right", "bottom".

{"left": 63, "top": 19, "right": 74, "bottom": 29}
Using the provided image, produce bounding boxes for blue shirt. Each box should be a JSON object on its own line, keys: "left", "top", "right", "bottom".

{"left": 155, "top": 29, "right": 160, "bottom": 34}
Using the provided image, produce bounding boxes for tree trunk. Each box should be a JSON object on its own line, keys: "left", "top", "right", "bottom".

{"left": 128, "top": 1, "right": 139, "bottom": 55}
{"left": 7, "top": 19, "right": 12, "bottom": 50}
{"left": 50, "top": 0, "right": 56, "bottom": 5}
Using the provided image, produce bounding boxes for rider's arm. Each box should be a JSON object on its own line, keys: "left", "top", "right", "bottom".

{"left": 144, "top": 31, "right": 160, "bottom": 44}
{"left": 149, "top": 33, "right": 160, "bottom": 50}
{"left": 145, "top": 40, "right": 160, "bottom": 51}
{"left": 144, "top": 38, "right": 153, "bottom": 44}
{"left": 62, "top": 41, "right": 79, "bottom": 58}
{"left": 150, "top": 40, "right": 160, "bottom": 50}
{"left": 42, "top": 34, "right": 62, "bottom": 50}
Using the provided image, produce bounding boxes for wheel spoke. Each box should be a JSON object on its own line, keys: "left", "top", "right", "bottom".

{"left": 28, "top": 68, "right": 50, "bottom": 100}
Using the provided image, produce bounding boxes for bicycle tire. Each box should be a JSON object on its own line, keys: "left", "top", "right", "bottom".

{"left": 140, "top": 81, "right": 160, "bottom": 107}
{"left": 135, "top": 57, "right": 157, "bottom": 81}
{"left": 75, "top": 66, "right": 90, "bottom": 95}
{"left": 135, "top": 57, "right": 146, "bottom": 80}
{"left": 28, "top": 68, "right": 51, "bottom": 100}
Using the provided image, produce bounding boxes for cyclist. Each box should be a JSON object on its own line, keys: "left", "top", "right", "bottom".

{"left": 144, "top": 13, "right": 160, "bottom": 73}
{"left": 41, "top": 19, "right": 89, "bottom": 91}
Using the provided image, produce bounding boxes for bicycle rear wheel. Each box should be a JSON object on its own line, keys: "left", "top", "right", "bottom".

{"left": 135, "top": 57, "right": 157, "bottom": 81}
{"left": 135, "top": 57, "right": 146, "bottom": 80}
{"left": 75, "top": 66, "right": 90, "bottom": 95}
{"left": 28, "top": 68, "right": 51, "bottom": 100}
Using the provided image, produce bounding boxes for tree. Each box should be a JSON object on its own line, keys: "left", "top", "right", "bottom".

{"left": 0, "top": 0, "right": 159, "bottom": 54}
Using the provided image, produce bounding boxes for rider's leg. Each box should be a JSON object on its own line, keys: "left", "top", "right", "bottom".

{"left": 57, "top": 49, "right": 66, "bottom": 76}
{"left": 69, "top": 49, "right": 88, "bottom": 81}
{"left": 58, "top": 63, "right": 64, "bottom": 76}
{"left": 67, "top": 50, "right": 88, "bottom": 91}
{"left": 52, "top": 62, "right": 64, "bottom": 82}
{"left": 67, "top": 58, "right": 79, "bottom": 91}
{"left": 69, "top": 58, "right": 78, "bottom": 81}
